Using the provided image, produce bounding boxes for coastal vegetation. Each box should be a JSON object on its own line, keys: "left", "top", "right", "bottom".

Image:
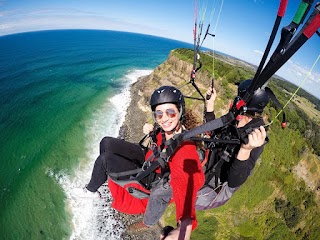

{"left": 149, "top": 48, "right": 320, "bottom": 239}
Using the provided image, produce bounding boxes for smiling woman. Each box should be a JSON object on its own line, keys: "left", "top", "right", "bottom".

{"left": 72, "top": 85, "right": 204, "bottom": 239}
{"left": 150, "top": 86, "right": 186, "bottom": 135}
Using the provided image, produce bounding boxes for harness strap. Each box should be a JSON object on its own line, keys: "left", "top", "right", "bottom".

{"left": 109, "top": 126, "right": 172, "bottom": 193}
{"left": 184, "top": 111, "right": 235, "bottom": 140}
{"left": 246, "top": 3, "right": 320, "bottom": 98}
{"left": 108, "top": 168, "right": 143, "bottom": 178}
{"left": 204, "top": 151, "right": 227, "bottom": 188}
{"left": 135, "top": 160, "right": 162, "bottom": 181}
{"left": 108, "top": 147, "right": 162, "bottom": 180}
{"left": 165, "top": 111, "right": 235, "bottom": 157}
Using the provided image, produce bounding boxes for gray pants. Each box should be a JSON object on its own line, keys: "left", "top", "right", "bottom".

{"left": 143, "top": 180, "right": 238, "bottom": 226}
{"left": 143, "top": 178, "right": 172, "bottom": 226}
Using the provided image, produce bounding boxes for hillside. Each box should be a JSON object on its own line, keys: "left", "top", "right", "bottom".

{"left": 121, "top": 48, "right": 320, "bottom": 239}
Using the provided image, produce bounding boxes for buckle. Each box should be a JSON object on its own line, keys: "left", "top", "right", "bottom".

{"left": 142, "top": 161, "right": 150, "bottom": 171}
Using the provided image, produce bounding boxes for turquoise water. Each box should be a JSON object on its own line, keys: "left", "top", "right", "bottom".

{"left": 0, "top": 30, "right": 193, "bottom": 239}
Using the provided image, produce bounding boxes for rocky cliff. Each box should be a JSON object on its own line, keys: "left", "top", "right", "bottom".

{"left": 119, "top": 50, "right": 207, "bottom": 143}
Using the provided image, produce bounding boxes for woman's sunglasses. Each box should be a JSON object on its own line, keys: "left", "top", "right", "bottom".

{"left": 153, "top": 108, "right": 178, "bottom": 120}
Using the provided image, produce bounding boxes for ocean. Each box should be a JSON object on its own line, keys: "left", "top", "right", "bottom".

{"left": 0, "top": 30, "right": 193, "bottom": 239}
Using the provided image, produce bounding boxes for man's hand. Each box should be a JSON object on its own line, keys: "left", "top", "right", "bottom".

{"left": 237, "top": 126, "right": 266, "bottom": 161}
{"left": 206, "top": 87, "right": 217, "bottom": 112}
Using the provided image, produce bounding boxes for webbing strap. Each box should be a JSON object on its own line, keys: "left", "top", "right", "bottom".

{"left": 247, "top": 0, "right": 288, "bottom": 99}
{"left": 183, "top": 111, "right": 235, "bottom": 140}
{"left": 244, "top": 4, "right": 320, "bottom": 96}
{"left": 258, "top": 5, "right": 319, "bottom": 85}
{"left": 109, "top": 159, "right": 163, "bottom": 186}
{"left": 269, "top": 1, "right": 314, "bottom": 66}
{"left": 190, "top": 137, "right": 240, "bottom": 145}
{"left": 246, "top": 1, "right": 319, "bottom": 99}
{"left": 108, "top": 168, "right": 143, "bottom": 178}
{"left": 205, "top": 152, "right": 226, "bottom": 187}
{"left": 165, "top": 112, "right": 235, "bottom": 157}
{"left": 108, "top": 145, "right": 166, "bottom": 181}
{"left": 134, "top": 161, "right": 161, "bottom": 181}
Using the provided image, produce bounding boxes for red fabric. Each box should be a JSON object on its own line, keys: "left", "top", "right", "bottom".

{"left": 304, "top": 14, "right": 320, "bottom": 38}
{"left": 277, "top": 0, "right": 288, "bottom": 17}
{"left": 108, "top": 179, "right": 148, "bottom": 214}
{"left": 168, "top": 141, "right": 204, "bottom": 230}
{"left": 108, "top": 133, "right": 204, "bottom": 230}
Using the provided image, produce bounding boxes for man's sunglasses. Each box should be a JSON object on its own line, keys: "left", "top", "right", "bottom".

{"left": 153, "top": 108, "right": 178, "bottom": 120}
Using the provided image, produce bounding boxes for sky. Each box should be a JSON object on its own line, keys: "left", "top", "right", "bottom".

{"left": 0, "top": 0, "right": 319, "bottom": 98}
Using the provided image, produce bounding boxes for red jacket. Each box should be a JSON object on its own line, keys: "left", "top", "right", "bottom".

{"left": 108, "top": 134, "right": 204, "bottom": 230}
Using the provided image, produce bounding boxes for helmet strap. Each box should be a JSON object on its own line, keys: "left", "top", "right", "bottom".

{"left": 178, "top": 105, "right": 184, "bottom": 119}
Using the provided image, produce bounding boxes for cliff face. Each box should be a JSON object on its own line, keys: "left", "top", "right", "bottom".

{"left": 120, "top": 50, "right": 210, "bottom": 143}
{"left": 139, "top": 52, "right": 209, "bottom": 100}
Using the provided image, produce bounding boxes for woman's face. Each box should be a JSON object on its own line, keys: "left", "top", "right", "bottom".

{"left": 154, "top": 103, "right": 180, "bottom": 132}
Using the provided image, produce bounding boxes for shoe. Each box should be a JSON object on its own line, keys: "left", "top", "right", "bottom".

{"left": 126, "top": 221, "right": 157, "bottom": 235}
{"left": 73, "top": 187, "right": 101, "bottom": 199}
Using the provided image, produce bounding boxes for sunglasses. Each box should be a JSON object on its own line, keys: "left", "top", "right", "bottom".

{"left": 153, "top": 108, "right": 178, "bottom": 120}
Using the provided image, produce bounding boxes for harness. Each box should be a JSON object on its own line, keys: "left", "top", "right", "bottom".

{"left": 199, "top": 118, "right": 269, "bottom": 191}
{"left": 108, "top": 125, "right": 171, "bottom": 199}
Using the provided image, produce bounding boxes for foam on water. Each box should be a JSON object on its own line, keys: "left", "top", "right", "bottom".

{"left": 54, "top": 69, "right": 152, "bottom": 239}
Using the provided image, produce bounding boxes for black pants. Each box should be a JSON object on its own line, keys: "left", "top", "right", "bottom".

{"left": 86, "top": 137, "right": 145, "bottom": 192}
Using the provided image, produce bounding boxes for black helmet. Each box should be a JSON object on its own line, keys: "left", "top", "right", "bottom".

{"left": 238, "top": 79, "right": 270, "bottom": 113}
{"left": 150, "top": 86, "right": 185, "bottom": 116}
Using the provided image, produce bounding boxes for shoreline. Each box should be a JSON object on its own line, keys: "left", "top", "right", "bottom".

{"left": 118, "top": 75, "right": 150, "bottom": 142}
{"left": 67, "top": 70, "right": 153, "bottom": 240}
{"left": 117, "top": 74, "right": 165, "bottom": 239}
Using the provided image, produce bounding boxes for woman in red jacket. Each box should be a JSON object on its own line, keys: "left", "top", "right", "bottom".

{"left": 74, "top": 86, "right": 204, "bottom": 239}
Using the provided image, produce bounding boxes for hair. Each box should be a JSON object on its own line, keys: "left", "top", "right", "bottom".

{"left": 244, "top": 111, "right": 263, "bottom": 119}
{"left": 183, "top": 108, "right": 202, "bottom": 130}
{"left": 183, "top": 108, "right": 205, "bottom": 150}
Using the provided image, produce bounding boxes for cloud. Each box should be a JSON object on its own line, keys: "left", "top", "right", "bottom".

{"left": 0, "top": 7, "right": 161, "bottom": 37}
{"left": 277, "top": 59, "right": 320, "bottom": 96}
{"left": 248, "top": 48, "right": 319, "bottom": 96}
{"left": 254, "top": 49, "right": 263, "bottom": 55}
{"left": 287, "top": 60, "right": 319, "bottom": 82}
